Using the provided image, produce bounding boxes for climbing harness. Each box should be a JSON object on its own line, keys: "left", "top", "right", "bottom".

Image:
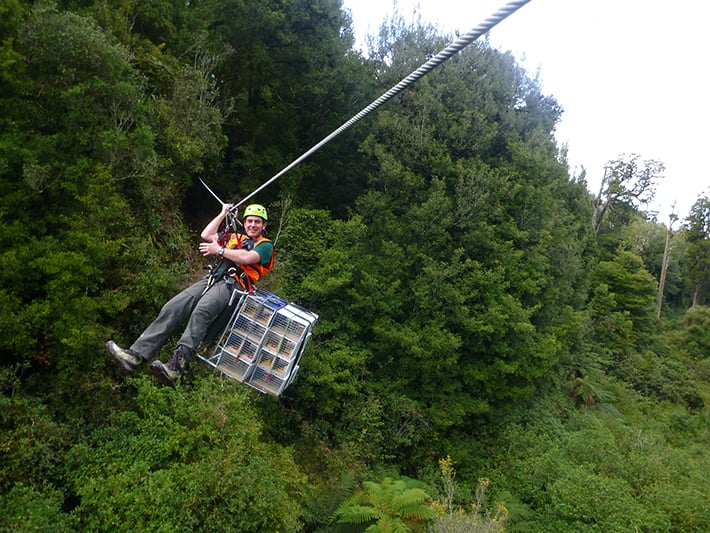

{"left": 198, "top": 179, "right": 271, "bottom": 296}
{"left": 203, "top": 231, "right": 272, "bottom": 296}
{"left": 198, "top": 0, "right": 531, "bottom": 394}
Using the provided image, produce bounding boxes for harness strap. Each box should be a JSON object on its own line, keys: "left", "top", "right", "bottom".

{"left": 234, "top": 233, "right": 255, "bottom": 294}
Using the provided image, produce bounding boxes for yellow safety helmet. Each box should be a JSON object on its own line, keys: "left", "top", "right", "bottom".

{"left": 243, "top": 204, "right": 268, "bottom": 221}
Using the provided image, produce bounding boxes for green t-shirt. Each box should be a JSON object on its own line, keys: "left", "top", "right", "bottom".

{"left": 253, "top": 240, "right": 274, "bottom": 266}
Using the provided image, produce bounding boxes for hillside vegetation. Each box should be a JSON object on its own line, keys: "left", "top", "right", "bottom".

{"left": 1, "top": 1, "right": 708, "bottom": 531}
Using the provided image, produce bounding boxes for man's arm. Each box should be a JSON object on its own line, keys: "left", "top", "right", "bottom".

{"left": 199, "top": 235, "right": 261, "bottom": 264}
{"left": 218, "top": 246, "right": 261, "bottom": 265}
{"left": 200, "top": 203, "right": 232, "bottom": 241}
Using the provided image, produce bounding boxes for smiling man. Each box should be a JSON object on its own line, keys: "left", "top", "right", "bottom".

{"left": 106, "top": 203, "right": 274, "bottom": 386}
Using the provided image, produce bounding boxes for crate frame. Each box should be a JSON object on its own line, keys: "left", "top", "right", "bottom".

{"left": 247, "top": 303, "right": 317, "bottom": 395}
{"left": 199, "top": 290, "right": 318, "bottom": 396}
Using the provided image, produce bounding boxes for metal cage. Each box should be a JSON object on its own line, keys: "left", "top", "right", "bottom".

{"left": 199, "top": 289, "right": 319, "bottom": 396}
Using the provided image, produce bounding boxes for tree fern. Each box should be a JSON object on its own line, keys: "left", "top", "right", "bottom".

{"left": 334, "top": 476, "right": 435, "bottom": 532}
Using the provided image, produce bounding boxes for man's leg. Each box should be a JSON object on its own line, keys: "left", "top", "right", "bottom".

{"left": 150, "top": 280, "right": 232, "bottom": 386}
{"left": 107, "top": 278, "right": 209, "bottom": 373}
{"left": 130, "top": 278, "right": 210, "bottom": 360}
{"left": 176, "top": 279, "right": 232, "bottom": 353}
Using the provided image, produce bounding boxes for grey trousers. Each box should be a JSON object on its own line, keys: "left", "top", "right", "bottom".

{"left": 130, "top": 277, "right": 233, "bottom": 360}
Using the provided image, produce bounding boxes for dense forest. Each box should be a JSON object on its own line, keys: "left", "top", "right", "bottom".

{"left": 1, "top": 0, "right": 709, "bottom": 531}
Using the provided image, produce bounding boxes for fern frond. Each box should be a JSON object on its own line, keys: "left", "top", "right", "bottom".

{"left": 392, "top": 488, "right": 428, "bottom": 507}
{"left": 335, "top": 504, "right": 383, "bottom": 525}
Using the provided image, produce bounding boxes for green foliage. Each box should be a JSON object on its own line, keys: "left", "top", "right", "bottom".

{"left": 196, "top": 0, "right": 368, "bottom": 211}
{"left": 587, "top": 283, "right": 634, "bottom": 356}
{"left": 333, "top": 476, "right": 435, "bottom": 532}
{"left": 349, "top": 38, "right": 590, "bottom": 436}
{"left": 684, "top": 195, "right": 710, "bottom": 305}
{"left": 1, "top": 2, "right": 708, "bottom": 531}
{"left": 486, "top": 391, "right": 710, "bottom": 532}
{"left": 277, "top": 210, "right": 374, "bottom": 421}
{"left": 676, "top": 305, "right": 710, "bottom": 359}
{"left": 64, "top": 377, "right": 306, "bottom": 532}
{"left": 0, "top": 0, "right": 219, "bottom": 420}
{"left": 544, "top": 466, "right": 670, "bottom": 532}
{"left": 592, "top": 154, "right": 664, "bottom": 236}
{"left": 0, "top": 366, "right": 73, "bottom": 492}
{"left": 591, "top": 249, "right": 658, "bottom": 341}
{"left": 153, "top": 37, "right": 230, "bottom": 176}
{"left": 0, "top": 483, "right": 74, "bottom": 532}
{"left": 427, "top": 458, "right": 508, "bottom": 533}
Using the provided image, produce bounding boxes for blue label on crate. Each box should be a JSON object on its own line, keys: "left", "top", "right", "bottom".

{"left": 255, "top": 289, "right": 288, "bottom": 310}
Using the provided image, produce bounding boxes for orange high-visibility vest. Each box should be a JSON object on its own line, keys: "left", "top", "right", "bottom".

{"left": 225, "top": 234, "right": 274, "bottom": 283}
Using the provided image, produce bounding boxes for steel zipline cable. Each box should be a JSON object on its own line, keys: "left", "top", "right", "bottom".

{"left": 233, "top": 0, "right": 532, "bottom": 209}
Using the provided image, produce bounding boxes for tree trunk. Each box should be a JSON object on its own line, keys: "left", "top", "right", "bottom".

{"left": 655, "top": 214, "right": 675, "bottom": 318}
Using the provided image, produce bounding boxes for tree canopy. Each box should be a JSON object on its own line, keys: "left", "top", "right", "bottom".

{"left": 1, "top": 1, "right": 708, "bottom": 531}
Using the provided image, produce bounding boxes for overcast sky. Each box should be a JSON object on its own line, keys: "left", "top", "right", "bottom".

{"left": 342, "top": 0, "right": 709, "bottom": 222}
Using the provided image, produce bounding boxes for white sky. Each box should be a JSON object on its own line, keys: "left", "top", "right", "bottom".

{"left": 342, "top": 0, "right": 709, "bottom": 222}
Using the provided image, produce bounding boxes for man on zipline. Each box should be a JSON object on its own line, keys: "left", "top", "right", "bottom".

{"left": 106, "top": 203, "right": 274, "bottom": 386}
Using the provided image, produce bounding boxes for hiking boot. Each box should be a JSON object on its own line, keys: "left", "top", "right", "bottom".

{"left": 150, "top": 345, "right": 191, "bottom": 387}
{"left": 150, "top": 360, "right": 181, "bottom": 387}
{"left": 106, "top": 340, "right": 143, "bottom": 373}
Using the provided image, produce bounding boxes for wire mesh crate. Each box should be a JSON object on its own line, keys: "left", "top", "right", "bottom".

{"left": 245, "top": 303, "right": 318, "bottom": 396}
{"left": 214, "top": 348, "right": 257, "bottom": 382}
{"left": 201, "top": 289, "right": 286, "bottom": 379}
{"left": 200, "top": 290, "right": 318, "bottom": 396}
{"left": 249, "top": 365, "right": 288, "bottom": 396}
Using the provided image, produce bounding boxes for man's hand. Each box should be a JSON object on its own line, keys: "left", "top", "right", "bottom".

{"left": 199, "top": 237, "right": 220, "bottom": 257}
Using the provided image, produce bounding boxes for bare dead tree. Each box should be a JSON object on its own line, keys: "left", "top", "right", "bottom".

{"left": 656, "top": 207, "right": 677, "bottom": 318}
{"left": 592, "top": 154, "right": 665, "bottom": 235}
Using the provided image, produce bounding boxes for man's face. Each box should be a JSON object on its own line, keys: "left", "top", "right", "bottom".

{"left": 244, "top": 215, "right": 266, "bottom": 238}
